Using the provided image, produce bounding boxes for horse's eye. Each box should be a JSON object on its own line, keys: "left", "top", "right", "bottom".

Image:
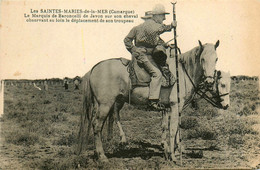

{"left": 221, "top": 84, "right": 226, "bottom": 88}
{"left": 216, "top": 58, "right": 218, "bottom": 62}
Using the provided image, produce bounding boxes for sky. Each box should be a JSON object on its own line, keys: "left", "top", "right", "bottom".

{"left": 0, "top": 0, "right": 259, "bottom": 80}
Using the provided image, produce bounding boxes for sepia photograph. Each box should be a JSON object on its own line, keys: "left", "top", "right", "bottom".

{"left": 0, "top": 0, "right": 259, "bottom": 169}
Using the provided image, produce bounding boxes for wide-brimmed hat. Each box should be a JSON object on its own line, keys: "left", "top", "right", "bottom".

{"left": 141, "top": 11, "right": 153, "bottom": 19}
{"left": 151, "top": 4, "right": 170, "bottom": 15}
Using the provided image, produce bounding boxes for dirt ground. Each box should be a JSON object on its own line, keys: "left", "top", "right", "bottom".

{"left": 0, "top": 80, "right": 259, "bottom": 169}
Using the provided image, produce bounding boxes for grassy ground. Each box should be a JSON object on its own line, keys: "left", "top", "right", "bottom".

{"left": 0, "top": 80, "right": 259, "bottom": 169}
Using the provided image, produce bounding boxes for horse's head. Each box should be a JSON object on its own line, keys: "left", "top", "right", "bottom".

{"left": 198, "top": 40, "right": 219, "bottom": 87}
{"left": 213, "top": 70, "right": 231, "bottom": 110}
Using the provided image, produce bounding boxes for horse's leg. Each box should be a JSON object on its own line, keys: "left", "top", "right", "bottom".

{"left": 92, "top": 103, "right": 111, "bottom": 162}
{"left": 107, "top": 97, "right": 125, "bottom": 143}
{"left": 169, "top": 104, "right": 179, "bottom": 162}
{"left": 161, "top": 110, "right": 170, "bottom": 159}
{"left": 114, "top": 101, "right": 126, "bottom": 144}
{"left": 107, "top": 106, "right": 114, "bottom": 141}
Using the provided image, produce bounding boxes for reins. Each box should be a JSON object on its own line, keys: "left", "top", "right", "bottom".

{"left": 177, "top": 49, "right": 226, "bottom": 110}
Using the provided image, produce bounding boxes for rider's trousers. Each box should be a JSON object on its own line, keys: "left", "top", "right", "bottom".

{"left": 134, "top": 49, "right": 162, "bottom": 100}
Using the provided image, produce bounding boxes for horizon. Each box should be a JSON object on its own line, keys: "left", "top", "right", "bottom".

{"left": 1, "top": 74, "right": 259, "bottom": 81}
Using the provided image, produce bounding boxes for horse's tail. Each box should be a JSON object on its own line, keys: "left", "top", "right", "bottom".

{"left": 76, "top": 71, "right": 93, "bottom": 155}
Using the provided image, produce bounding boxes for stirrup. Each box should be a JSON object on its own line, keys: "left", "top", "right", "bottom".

{"left": 149, "top": 101, "right": 165, "bottom": 111}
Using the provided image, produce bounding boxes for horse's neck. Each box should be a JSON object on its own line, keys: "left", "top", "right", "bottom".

{"left": 181, "top": 46, "right": 203, "bottom": 85}
{"left": 180, "top": 57, "right": 200, "bottom": 96}
{"left": 168, "top": 47, "right": 203, "bottom": 99}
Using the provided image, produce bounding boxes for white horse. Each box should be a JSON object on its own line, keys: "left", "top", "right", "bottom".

{"left": 77, "top": 41, "right": 223, "bottom": 162}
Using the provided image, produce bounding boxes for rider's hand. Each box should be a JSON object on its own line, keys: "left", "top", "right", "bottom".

{"left": 171, "top": 21, "right": 177, "bottom": 28}
{"left": 132, "top": 51, "right": 139, "bottom": 58}
{"left": 131, "top": 46, "right": 137, "bottom": 53}
{"left": 167, "top": 44, "right": 175, "bottom": 49}
{"left": 135, "top": 47, "right": 146, "bottom": 54}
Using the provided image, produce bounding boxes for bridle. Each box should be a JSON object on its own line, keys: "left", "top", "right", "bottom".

{"left": 196, "top": 45, "right": 215, "bottom": 88}
{"left": 210, "top": 71, "right": 230, "bottom": 103}
{"left": 170, "top": 47, "right": 229, "bottom": 110}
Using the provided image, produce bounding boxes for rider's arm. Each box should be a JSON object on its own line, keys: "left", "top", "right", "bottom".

{"left": 124, "top": 26, "right": 137, "bottom": 53}
{"left": 155, "top": 24, "right": 172, "bottom": 35}
{"left": 157, "top": 21, "right": 177, "bottom": 34}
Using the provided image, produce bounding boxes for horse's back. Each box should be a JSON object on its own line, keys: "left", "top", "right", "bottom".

{"left": 90, "top": 58, "right": 130, "bottom": 103}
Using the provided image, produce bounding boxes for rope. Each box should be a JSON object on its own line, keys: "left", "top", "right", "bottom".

{"left": 129, "top": 78, "right": 131, "bottom": 105}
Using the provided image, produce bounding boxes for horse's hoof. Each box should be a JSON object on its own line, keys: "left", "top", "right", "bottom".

{"left": 107, "top": 137, "right": 112, "bottom": 141}
{"left": 100, "top": 155, "right": 109, "bottom": 163}
{"left": 161, "top": 142, "right": 169, "bottom": 152}
{"left": 119, "top": 141, "right": 127, "bottom": 147}
{"left": 179, "top": 145, "right": 185, "bottom": 153}
{"left": 169, "top": 153, "right": 177, "bottom": 163}
{"left": 175, "top": 145, "right": 185, "bottom": 155}
{"left": 121, "top": 137, "right": 127, "bottom": 144}
{"left": 161, "top": 142, "right": 164, "bottom": 148}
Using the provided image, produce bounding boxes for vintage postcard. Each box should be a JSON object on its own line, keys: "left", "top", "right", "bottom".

{"left": 0, "top": 0, "right": 259, "bottom": 169}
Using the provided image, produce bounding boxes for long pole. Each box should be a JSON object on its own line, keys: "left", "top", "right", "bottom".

{"left": 171, "top": 2, "right": 182, "bottom": 166}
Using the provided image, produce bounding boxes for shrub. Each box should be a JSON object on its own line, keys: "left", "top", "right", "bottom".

{"left": 228, "top": 134, "right": 245, "bottom": 148}
{"left": 54, "top": 133, "right": 77, "bottom": 146}
{"left": 4, "top": 111, "right": 26, "bottom": 120}
{"left": 181, "top": 116, "right": 198, "bottom": 129}
{"left": 185, "top": 124, "right": 217, "bottom": 140}
{"left": 226, "top": 119, "right": 257, "bottom": 135}
{"left": 198, "top": 127, "right": 217, "bottom": 140}
{"left": 59, "top": 104, "right": 68, "bottom": 112}
{"left": 50, "top": 112, "right": 68, "bottom": 122}
{"left": 33, "top": 154, "right": 91, "bottom": 170}
{"left": 43, "top": 100, "right": 51, "bottom": 104}
{"left": 237, "top": 105, "right": 258, "bottom": 116}
{"left": 6, "top": 130, "right": 40, "bottom": 146}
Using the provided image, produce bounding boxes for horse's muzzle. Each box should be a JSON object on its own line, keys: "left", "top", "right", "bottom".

{"left": 204, "top": 81, "right": 214, "bottom": 91}
{"left": 223, "top": 104, "right": 229, "bottom": 110}
{"left": 205, "top": 77, "right": 214, "bottom": 85}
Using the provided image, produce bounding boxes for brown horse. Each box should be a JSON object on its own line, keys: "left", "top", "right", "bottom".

{"left": 77, "top": 40, "right": 223, "bottom": 162}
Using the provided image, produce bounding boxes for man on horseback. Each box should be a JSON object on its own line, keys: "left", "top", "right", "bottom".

{"left": 124, "top": 4, "right": 177, "bottom": 111}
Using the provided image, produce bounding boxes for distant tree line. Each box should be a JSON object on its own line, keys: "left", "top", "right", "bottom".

{"left": 2, "top": 75, "right": 259, "bottom": 86}
{"left": 3, "top": 76, "right": 82, "bottom": 86}
{"left": 231, "top": 75, "right": 259, "bottom": 81}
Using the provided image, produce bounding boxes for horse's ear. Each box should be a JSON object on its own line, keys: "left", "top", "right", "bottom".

{"left": 198, "top": 40, "right": 203, "bottom": 48}
{"left": 215, "top": 40, "right": 220, "bottom": 49}
{"left": 217, "top": 70, "right": 221, "bottom": 77}
{"left": 195, "top": 40, "right": 203, "bottom": 62}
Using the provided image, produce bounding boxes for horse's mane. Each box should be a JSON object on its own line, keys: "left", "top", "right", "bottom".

{"left": 167, "top": 45, "right": 202, "bottom": 78}
{"left": 179, "top": 46, "right": 201, "bottom": 66}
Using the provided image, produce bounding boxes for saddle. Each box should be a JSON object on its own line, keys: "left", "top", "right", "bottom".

{"left": 120, "top": 56, "right": 175, "bottom": 88}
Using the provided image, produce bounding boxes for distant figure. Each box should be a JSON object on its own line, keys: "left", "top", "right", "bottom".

{"left": 74, "top": 79, "right": 80, "bottom": 90}
{"left": 64, "top": 78, "right": 69, "bottom": 90}
{"left": 33, "top": 83, "right": 41, "bottom": 91}
{"left": 44, "top": 79, "right": 48, "bottom": 91}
